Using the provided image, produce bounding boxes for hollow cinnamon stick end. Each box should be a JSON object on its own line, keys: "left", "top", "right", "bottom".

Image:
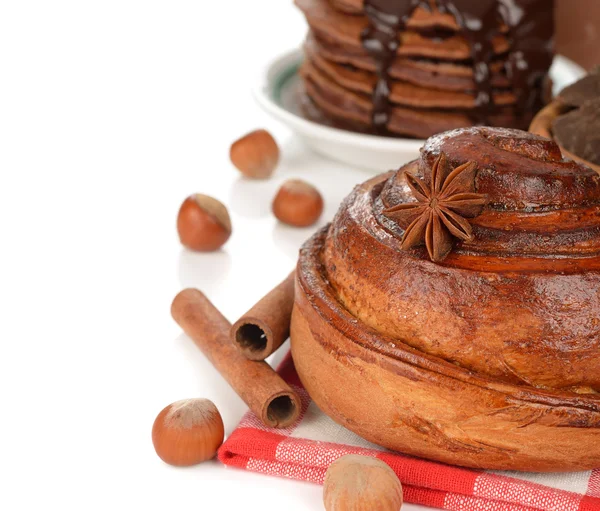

{"left": 261, "top": 390, "right": 302, "bottom": 429}
{"left": 231, "top": 317, "right": 277, "bottom": 361}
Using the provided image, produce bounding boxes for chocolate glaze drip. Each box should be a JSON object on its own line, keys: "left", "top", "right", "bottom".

{"left": 499, "top": 0, "right": 554, "bottom": 112}
{"left": 361, "top": 1, "right": 431, "bottom": 132}
{"left": 437, "top": 1, "right": 501, "bottom": 124}
{"left": 361, "top": 0, "right": 554, "bottom": 133}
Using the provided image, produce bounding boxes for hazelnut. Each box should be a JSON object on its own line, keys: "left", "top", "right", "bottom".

{"left": 152, "top": 398, "right": 224, "bottom": 466}
{"left": 323, "top": 455, "right": 403, "bottom": 511}
{"left": 177, "top": 194, "right": 231, "bottom": 251}
{"left": 272, "top": 179, "right": 323, "bottom": 227}
{"left": 230, "top": 129, "right": 280, "bottom": 179}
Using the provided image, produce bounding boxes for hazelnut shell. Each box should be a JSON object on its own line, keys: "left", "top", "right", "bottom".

{"left": 152, "top": 398, "right": 225, "bottom": 467}
{"left": 230, "top": 129, "right": 280, "bottom": 179}
{"left": 272, "top": 179, "right": 324, "bottom": 227}
{"left": 177, "top": 194, "right": 231, "bottom": 251}
{"left": 323, "top": 455, "right": 403, "bottom": 511}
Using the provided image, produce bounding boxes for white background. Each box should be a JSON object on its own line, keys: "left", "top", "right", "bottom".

{"left": 0, "top": 1, "right": 428, "bottom": 509}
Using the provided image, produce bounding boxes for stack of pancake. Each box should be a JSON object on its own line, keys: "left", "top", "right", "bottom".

{"left": 295, "top": 0, "right": 555, "bottom": 139}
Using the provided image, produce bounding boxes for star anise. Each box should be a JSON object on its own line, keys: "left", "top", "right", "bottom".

{"left": 383, "top": 153, "right": 487, "bottom": 262}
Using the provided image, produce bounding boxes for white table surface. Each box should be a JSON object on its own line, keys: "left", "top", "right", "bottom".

{"left": 0, "top": 1, "right": 428, "bottom": 509}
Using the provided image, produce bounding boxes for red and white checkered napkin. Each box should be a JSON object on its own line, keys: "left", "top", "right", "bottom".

{"left": 218, "top": 354, "right": 600, "bottom": 511}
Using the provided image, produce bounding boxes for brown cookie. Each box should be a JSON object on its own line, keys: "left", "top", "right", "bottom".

{"left": 553, "top": 98, "right": 600, "bottom": 165}
{"left": 307, "top": 32, "right": 511, "bottom": 91}
{"left": 296, "top": 0, "right": 509, "bottom": 60}
{"left": 301, "top": 64, "right": 531, "bottom": 138}
{"left": 558, "top": 73, "right": 600, "bottom": 108}
{"left": 305, "top": 42, "right": 516, "bottom": 109}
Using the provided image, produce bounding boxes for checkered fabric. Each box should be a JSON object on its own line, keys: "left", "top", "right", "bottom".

{"left": 219, "top": 354, "right": 600, "bottom": 511}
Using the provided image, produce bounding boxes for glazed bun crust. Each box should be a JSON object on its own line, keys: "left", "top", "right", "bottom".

{"left": 291, "top": 128, "right": 600, "bottom": 471}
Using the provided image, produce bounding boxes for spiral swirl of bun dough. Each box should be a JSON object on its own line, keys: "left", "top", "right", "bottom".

{"left": 323, "top": 127, "right": 600, "bottom": 391}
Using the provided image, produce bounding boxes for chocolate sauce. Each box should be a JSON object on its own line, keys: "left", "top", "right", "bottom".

{"left": 499, "top": 0, "right": 554, "bottom": 112}
{"left": 361, "top": 0, "right": 431, "bottom": 132}
{"left": 361, "top": 0, "right": 554, "bottom": 133}
{"left": 437, "top": 1, "right": 501, "bottom": 124}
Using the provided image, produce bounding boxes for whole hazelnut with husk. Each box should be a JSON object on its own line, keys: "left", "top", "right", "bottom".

{"left": 323, "top": 455, "right": 403, "bottom": 511}
{"left": 177, "top": 194, "right": 231, "bottom": 251}
{"left": 230, "top": 129, "right": 280, "bottom": 179}
{"left": 152, "top": 398, "right": 224, "bottom": 466}
{"left": 272, "top": 179, "right": 324, "bottom": 227}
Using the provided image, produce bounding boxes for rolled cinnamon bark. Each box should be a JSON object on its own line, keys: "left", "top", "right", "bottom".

{"left": 231, "top": 272, "right": 296, "bottom": 360}
{"left": 171, "top": 288, "right": 301, "bottom": 428}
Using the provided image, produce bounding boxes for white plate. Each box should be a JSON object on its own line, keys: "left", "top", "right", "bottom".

{"left": 253, "top": 49, "right": 586, "bottom": 173}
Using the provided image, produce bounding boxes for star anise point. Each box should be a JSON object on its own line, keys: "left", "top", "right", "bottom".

{"left": 383, "top": 153, "right": 487, "bottom": 262}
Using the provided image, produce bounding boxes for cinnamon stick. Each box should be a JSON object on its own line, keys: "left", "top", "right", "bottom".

{"left": 171, "top": 288, "right": 301, "bottom": 428}
{"left": 231, "top": 272, "right": 295, "bottom": 360}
